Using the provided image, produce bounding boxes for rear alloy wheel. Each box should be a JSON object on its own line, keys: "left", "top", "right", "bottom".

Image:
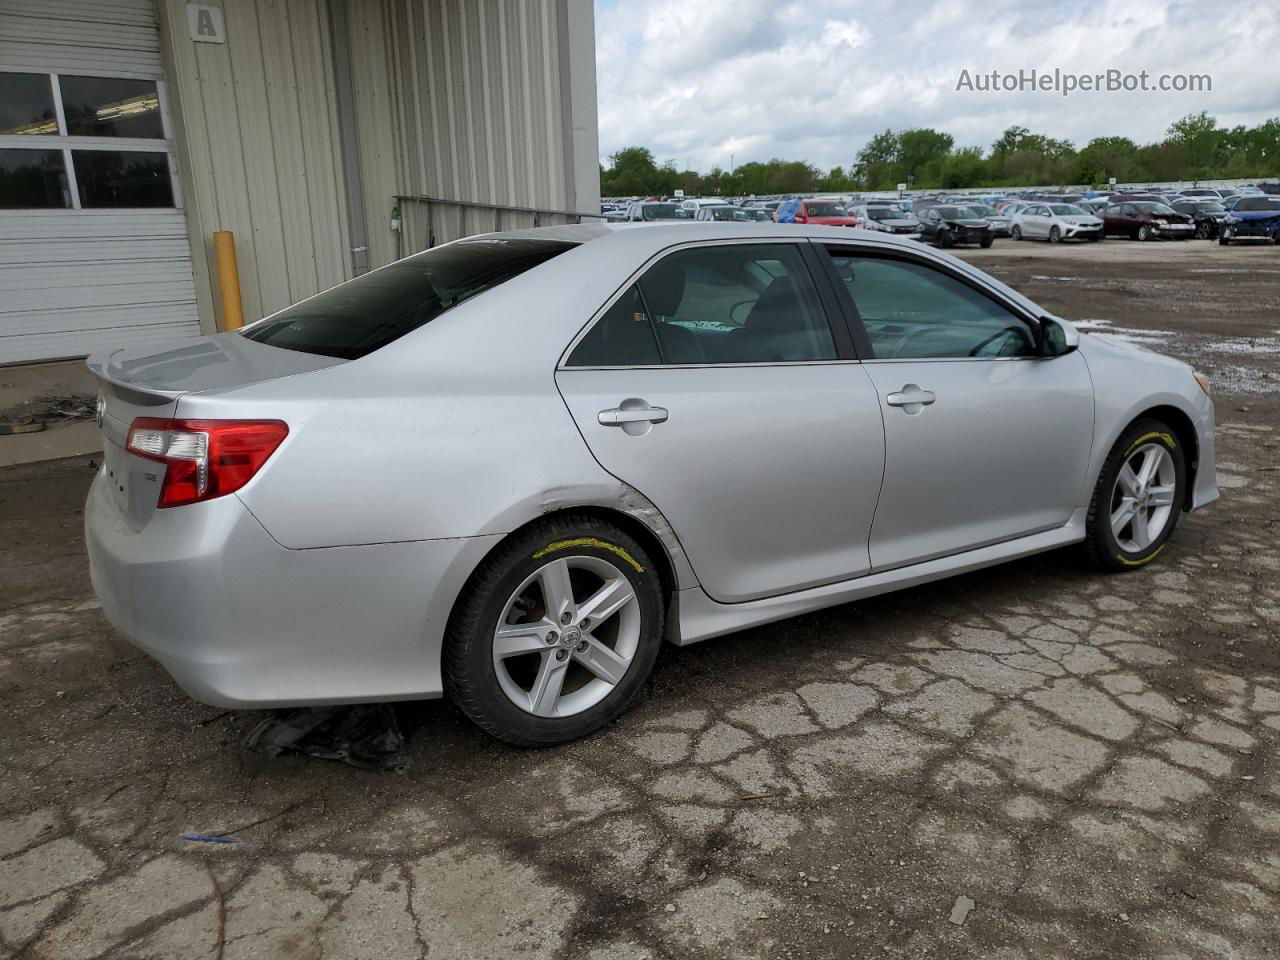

{"left": 1085, "top": 419, "right": 1186, "bottom": 572}
{"left": 445, "top": 516, "right": 663, "bottom": 746}
{"left": 1138, "top": 224, "right": 1154, "bottom": 241}
{"left": 1049, "top": 225, "right": 1062, "bottom": 243}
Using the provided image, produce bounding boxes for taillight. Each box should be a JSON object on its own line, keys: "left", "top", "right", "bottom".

{"left": 126, "top": 418, "right": 288, "bottom": 508}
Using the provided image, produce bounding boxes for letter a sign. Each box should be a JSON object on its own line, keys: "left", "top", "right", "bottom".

{"left": 188, "top": 4, "right": 226, "bottom": 44}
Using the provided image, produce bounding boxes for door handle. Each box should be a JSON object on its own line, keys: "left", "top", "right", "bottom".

{"left": 885, "top": 385, "right": 936, "bottom": 409}
{"left": 598, "top": 404, "right": 669, "bottom": 427}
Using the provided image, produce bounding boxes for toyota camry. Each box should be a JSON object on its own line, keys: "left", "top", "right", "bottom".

{"left": 85, "top": 223, "right": 1218, "bottom": 746}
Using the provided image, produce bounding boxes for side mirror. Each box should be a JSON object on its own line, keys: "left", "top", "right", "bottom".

{"left": 1040, "top": 316, "right": 1079, "bottom": 357}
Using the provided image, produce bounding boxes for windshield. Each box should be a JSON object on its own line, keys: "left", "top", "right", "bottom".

{"left": 709, "top": 207, "right": 737, "bottom": 220}
{"left": 805, "top": 202, "right": 847, "bottom": 216}
{"left": 1191, "top": 201, "right": 1227, "bottom": 213}
{"left": 1132, "top": 202, "right": 1176, "bottom": 215}
{"left": 1050, "top": 204, "right": 1086, "bottom": 215}
{"left": 241, "top": 238, "right": 575, "bottom": 359}
{"left": 1237, "top": 197, "right": 1280, "bottom": 211}
{"left": 967, "top": 205, "right": 998, "bottom": 217}
{"left": 937, "top": 207, "right": 974, "bottom": 219}
{"left": 865, "top": 207, "right": 904, "bottom": 221}
{"left": 736, "top": 209, "right": 770, "bottom": 221}
{"left": 641, "top": 204, "right": 687, "bottom": 220}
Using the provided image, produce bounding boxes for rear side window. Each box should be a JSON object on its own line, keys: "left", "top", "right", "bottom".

{"left": 241, "top": 238, "right": 574, "bottom": 359}
{"left": 567, "top": 285, "right": 661, "bottom": 366}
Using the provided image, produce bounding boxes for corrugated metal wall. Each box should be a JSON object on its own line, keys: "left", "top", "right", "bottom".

{"left": 345, "top": 0, "right": 599, "bottom": 262}
{"left": 159, "top": 0, "right": 599, "bottom": 328}
{"left": 157, "top": 0, "right": 352, "bottom": 333}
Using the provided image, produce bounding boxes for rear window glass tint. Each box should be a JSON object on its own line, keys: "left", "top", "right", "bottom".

{"left": 241, "top": 238, "right": 574, "bottom": 359}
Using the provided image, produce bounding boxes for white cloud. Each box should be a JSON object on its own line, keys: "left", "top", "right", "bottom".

{"left": 594, "top": 0, "right": 1280, "bottom": 171}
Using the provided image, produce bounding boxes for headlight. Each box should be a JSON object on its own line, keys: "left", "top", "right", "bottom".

{"left": 1193, "top": 371, "right": 1212, "bottom": 396}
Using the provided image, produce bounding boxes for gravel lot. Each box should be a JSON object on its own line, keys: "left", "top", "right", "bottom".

{"left": 2, "top": 239, "right": 1278, "bottom": 960}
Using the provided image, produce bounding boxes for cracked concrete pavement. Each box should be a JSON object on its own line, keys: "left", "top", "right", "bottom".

{"left": 2, "top": 244, "right": 1279, "bottom": 959}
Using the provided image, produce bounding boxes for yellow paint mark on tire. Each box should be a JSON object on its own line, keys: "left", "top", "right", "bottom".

{"left": 1126, "top": 431, "right": 1176, "bottom": 456}
{"left": 533, "top": 537, "right": 644, "bottom": 573}
{"left": 1117, "top": 543, "right": 1165, "bottom": 567}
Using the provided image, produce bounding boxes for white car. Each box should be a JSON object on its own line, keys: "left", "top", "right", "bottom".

{"left": 679, "top": 198, "right": 731, "bottom": 215}
{"left": 1011, "top": 203, "right": 1104, "bottom": 242}
{"left": 851, "top": 204, "right": 921, "bottom": 239}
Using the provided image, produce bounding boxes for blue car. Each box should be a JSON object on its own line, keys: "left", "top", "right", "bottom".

{"left": 1219, "top": 196, "right": 1280, "bottom": 244}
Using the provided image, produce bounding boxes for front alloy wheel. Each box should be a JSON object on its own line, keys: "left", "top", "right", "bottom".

{"left": 1085, "top": 420, "right": 1186, "bottom": 572}
{"left": 1138, "top": 224, "right": 1154, "bottom": 241}
{"left": 1049, "top": 225, "right": 1062, "bottom": 243}
{"left": 445, "top": 515, "right": 663, "bottom": 745}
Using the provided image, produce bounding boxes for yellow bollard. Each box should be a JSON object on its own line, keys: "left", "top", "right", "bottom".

{"left": 213, "top": 230, "right": 245, "bottom": 331}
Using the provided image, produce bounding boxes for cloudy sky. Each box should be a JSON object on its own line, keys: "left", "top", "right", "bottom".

{"left": 594, "top": 0, "right": 1280, "bottom": 172}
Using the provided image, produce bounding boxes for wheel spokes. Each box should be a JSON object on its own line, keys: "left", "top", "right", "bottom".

{"left": 576, "top": 577, "right": 635, "bottom": 626}
{"left": 528, "top": 651, "right": 570, "bottom": 716}
{"left": 494, "top": 620, "right": 555, "bottom": 659}
{"left": 573, "top": 635, "right": 629, "bottom": 686}
{"left": 1129, "top": 509, "right": 1152, "bottom": 550}
{"left": 1148, "top": 483, "right": 1176, "bottom": 507}
{"left": 538, "top": 559, "right": 578, "bottom": 625}
{"left": 1111, "top": 498, "right": 1137, "bottom": 538}
{"left": 1136, "top": 447, "right": 1162, "bottom": 488}
{"left": 1117, "top": 463, "right": 1141, "bottom": 497}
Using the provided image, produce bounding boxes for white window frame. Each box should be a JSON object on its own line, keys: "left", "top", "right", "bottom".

{"left": 0, "top": 67, "right": 180, "bottom": 211}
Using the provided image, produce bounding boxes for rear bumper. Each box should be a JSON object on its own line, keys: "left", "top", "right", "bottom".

{"left": 85, "top": 469, "right": 500, "bottom": 707}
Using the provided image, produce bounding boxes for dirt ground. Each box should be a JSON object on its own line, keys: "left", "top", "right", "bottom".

{"left": 2, "top": 238, "right": 1279, "bottom": 960}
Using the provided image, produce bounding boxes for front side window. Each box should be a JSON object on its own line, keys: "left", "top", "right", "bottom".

{"left": 567, "top": 243, "right": 837, "bottom": 366}
{"left": 243, "top": 238, "right": 575, "bottom": 360}
{"left": 827, "top": 252, "right": 1037, "bottom": 360}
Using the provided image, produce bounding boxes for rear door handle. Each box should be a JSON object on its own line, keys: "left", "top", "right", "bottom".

{"left": 885, "top": 385, "right": 936, "bottom": 409}
{"left": 598, "top": 405, "right": 669, "bottom": 426}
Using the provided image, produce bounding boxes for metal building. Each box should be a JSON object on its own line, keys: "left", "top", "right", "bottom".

{"left": 0, "top": 0, "right": 600, "bottom": 365}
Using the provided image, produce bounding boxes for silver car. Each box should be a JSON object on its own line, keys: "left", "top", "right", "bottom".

{"left": 85, "top": 223, "right": 1218, "bottom": 745}
{"left": 1012, "top": 203, "right": 1104, "bottom": 242}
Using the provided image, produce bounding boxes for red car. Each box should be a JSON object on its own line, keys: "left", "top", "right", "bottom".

{"left": 774, "top": 199, "right": 861, "bottom": 226}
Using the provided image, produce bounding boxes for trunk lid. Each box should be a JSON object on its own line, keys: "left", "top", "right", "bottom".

{"left": 87, "top": 333, "right": 345, "bottom": 530}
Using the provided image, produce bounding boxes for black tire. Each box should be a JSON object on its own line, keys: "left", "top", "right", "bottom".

{"left": 938, "top": 228, "right": 954, "bottom": 248}
{"left": 444, "top": 515, "right": 664, "bottom": 746}
{"left": 1011, "top": 224, "right": 1023, "bottom": 241}
{"left": 1084, "top": 419, "right": 1187, "bottom": 573}
{"left": 1219, "top": 227, "right": 1232, "bottom": 246}
{"left": 1138, "top": 224, "right": 1154, "bottom": 241}
{"left": 979, "top": 234, "right": 994, "bottom": 248}
{"left": 1195, "top": 221, "right": 1211, "bottom": 240}
{"left": 1049, "top": 225, "right": 1062, "bottom": 243}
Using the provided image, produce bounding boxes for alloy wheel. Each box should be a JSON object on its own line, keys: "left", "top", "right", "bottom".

{"left": 1109, "top": 442, "right": 1177, "bottom": 554}
{"left": 492, "top": 555, "right": 641, "bottom": 718}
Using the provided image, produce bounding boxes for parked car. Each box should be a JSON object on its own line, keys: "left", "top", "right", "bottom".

{"left": 84, "top": 222, "right": 1218, "bottom": 745}
{"left": 1178, "top": 188, "right": 1227, "bottom": 200}
{"left": 962, "top": 204, "right": 1011, "bottom": 236}
{"left": 916, "top": 205, "right": 994, "bottom": 247}
{"left": 680, "top": 198, "right": 731, "bottom": 215}
{"left": 1102, "top": 201, "right": 1195, "bottom": 241}
{"left": 1218, "top": 196, "right": 1280, "bottom": 244}
{"left": 1010, "top": 203, "right": 1104, "bottom": 242}
{"left": 696, "top": 206, "right": 772, "bottom": 222}
{"left": 1170, "top": 199, "right": 1229, "bottom": 239}
{"left": 773, "top": 199, "right": 861, "bottom": 226}
{"left": 851, "top": 204, "right": 921, "bottom": 238}
{"left": 625, "top": 202, "right": 692, "bottom": 222}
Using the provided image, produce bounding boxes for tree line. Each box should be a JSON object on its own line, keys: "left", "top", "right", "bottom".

{"left": 600, "top": 112, "right": 1280, "bottom": 197}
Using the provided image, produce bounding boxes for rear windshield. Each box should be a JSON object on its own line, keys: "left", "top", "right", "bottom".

{"left": 240, "top": 238, "right": 574, "bottom": 359}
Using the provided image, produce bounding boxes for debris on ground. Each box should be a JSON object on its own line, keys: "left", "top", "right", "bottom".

{"left": 0, "top": 393, "right": 97, "bottom": 435}
{"left": 182, "top": 833, "right": 239, "bottom": 844}
{"left": 244, "top": 704, "right": 408, "bottom": 772}
{"left": 948, "top": 895, "right": 975, "bottom": 926}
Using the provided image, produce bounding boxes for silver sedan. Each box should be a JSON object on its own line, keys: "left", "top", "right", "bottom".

{"left": 85, "top": 223, "right": 1218, "bottom": 745}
